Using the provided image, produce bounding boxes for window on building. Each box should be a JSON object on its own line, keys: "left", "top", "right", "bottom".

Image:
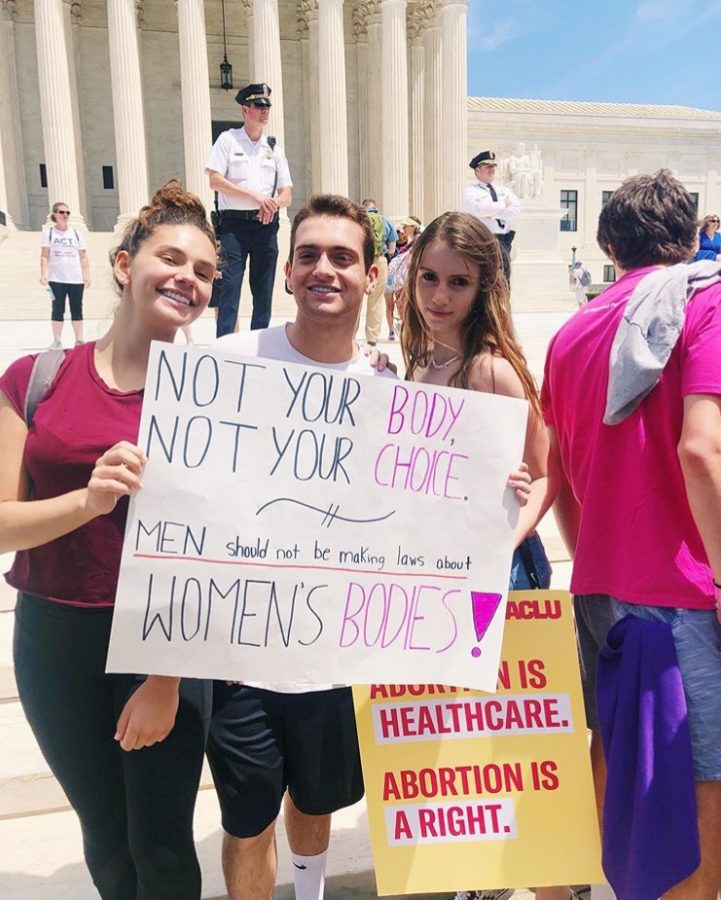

{"left": 39, "top": 164, "right": 47, "bottom": 189}
{"left": 689, "top": 192, "right": 699, "bottom": 212}
{"left": 102, "top": 166, "right": 115, "bottom": 190}
{"left": 560, "top": 190, "right": 578, "bottom": 232}
{"left": 601, "top": 190, "right": 614, "bottom": 205}
{"left": 212, "top": 121, "right": 236, "bottom": 143}
{"left": 603, "top": 265, "right": 616, "bottom": 283}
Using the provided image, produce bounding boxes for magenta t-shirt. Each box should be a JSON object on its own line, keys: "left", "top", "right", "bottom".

{"left": 0, "top": 342, "right": 143, "bottom": 607}
{"left": 542, "top": 267, "right": 721, "bottom": 610}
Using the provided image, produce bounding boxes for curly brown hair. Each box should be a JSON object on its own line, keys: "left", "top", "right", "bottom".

{"left": 110, "top": 180, "right": 216, "bottom": 292}
{"left": 597, "top": 170, "right": 698, "bottom": 270}
{"left": 401, "top": 212, "right": 540, "bottom": 416}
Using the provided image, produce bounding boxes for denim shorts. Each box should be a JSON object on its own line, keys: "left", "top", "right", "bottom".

{"left": 574, "top": 594, "right": 618, "bottom": 731}
{"left": 611, "top": 600, "right": 721, "bottom": 781}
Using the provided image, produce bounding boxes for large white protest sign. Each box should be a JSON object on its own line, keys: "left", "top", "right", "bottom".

{"left": 106, "top": 342, "right": 527, "bottom": 691}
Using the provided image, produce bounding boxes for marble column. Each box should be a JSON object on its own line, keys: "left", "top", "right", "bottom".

{"left": 317, "top": 0, "right": 348, "bottom": 194}
{"left": 63, "top": 0, "right": 88, "bottom": 221}
{"left": 422, "top": 7, "right": 442, "bottom": 222}
{"left": 0, "top": 0, "right": 27, "bottom": 227}
{"left": 107, "top": 0, "right": 149, "bottom": 226}
{"left": 176, "top": 0, "right": 213, "bottom": 206}
{"left": 408, "top": 22, "right": 424, "bottom": 219}
{"left": 252, "top": 0, "right": 285, "bottom": 150}
{"left": 366, "top": 2, "right": 382, "bottom": 202}
{"left": 306, "top": 4, "right": 321, "bottom": 193}
{"left": 34, "top": 0, "right": 85, "bottom": 225}
{"left": 299, "top": 0, "right": 320, "bottom": 196}
{"left": 0, "top": 120, "right": 10, "bottom": 229}
{"left": 440, "top": 0, "right": 467, "bottom": 212}
{"left": 354, "top": 17, "right": 370, "bottom": 200}
{"left": 241, "top": 0, "right": 254, "bottom": 81}
{"left": 380, "top": 0, "right": 408, "bottom": 219}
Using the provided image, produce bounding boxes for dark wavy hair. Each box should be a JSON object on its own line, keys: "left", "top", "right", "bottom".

{"left": 401, "top": 211, "right": 540, "bottom": 416}
{"left": 597, "top": 169, "right": 698, "bottom": 270}
{"left": 110, "top": 180, "right": 216, "bottom": 292}
{"left": 289, "top": 194, "right": 375, "bottom": 271}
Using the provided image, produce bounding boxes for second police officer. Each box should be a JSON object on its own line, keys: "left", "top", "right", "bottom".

{"left": 206, "top": 82, "right": 293, "bottom": 336}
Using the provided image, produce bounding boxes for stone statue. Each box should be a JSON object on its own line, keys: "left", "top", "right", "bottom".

{"left": 503, "top": 142, "right": 544, "bottom": 200}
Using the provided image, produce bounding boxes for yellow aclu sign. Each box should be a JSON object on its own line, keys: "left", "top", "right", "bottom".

{"left": 353, "top": 591, "right": 603, "bottom": 895}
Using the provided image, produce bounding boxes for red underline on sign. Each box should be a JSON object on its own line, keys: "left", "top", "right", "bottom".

{"left": 131, "top": 553, "right": 467, "bottom": 581}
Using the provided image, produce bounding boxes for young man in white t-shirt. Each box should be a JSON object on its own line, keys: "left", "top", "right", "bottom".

{"left": 208, "top": 195, "right": 395, "bottom": 900}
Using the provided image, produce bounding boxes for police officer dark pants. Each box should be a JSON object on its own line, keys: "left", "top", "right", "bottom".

{"left": 216, "top": 213, "right": 280, "bottom": 336}
{"left": 495, "top": 232, "right": 514, "bottom": 284}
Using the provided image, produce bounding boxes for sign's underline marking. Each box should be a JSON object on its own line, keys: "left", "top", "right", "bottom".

{"left": 132, "top": 553, "right": 467, "bottom": 581}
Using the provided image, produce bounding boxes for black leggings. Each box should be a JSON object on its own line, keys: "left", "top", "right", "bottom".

{"left": 13, "top": 593, "right": 212, "bottom": 900}
{"left": 49, "top": 281, "right": 84, "bottom": 321}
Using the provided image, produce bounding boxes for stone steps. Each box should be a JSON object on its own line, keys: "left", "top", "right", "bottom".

{"left": 0, "top": 230, "right": 300, "bottom": 322}
{"left": 0, "top": 787, "right": 380, "bottom": 900}
{"left": 0, "top": 310, "right": 573, "bottom": 898}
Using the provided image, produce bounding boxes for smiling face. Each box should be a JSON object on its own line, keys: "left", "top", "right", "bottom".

{"left": 285, "top": 214, "right": 378, "bottom": 325}
{"left": 414, "top": 239, "right": 481, "bottom": 345}
{"left": 114, "top": 224, "right": 216, "bottom": 335}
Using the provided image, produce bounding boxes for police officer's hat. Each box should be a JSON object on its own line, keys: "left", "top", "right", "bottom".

{"left": 469, "top": 150, "right": 497, "bottom": 169}
{"left": 235, "top": 82, "right": 272, "bottom": 107}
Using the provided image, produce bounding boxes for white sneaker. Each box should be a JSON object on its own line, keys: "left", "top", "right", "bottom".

{"left": 49, "top": 339, "right": 62, "bottom": 350}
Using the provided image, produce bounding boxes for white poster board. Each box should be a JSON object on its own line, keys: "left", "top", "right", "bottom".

{"left": 107, "top": 343, "right": 527, "bottom": 691}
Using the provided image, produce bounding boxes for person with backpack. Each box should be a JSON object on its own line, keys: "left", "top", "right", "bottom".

{"left": 1, "top": 181, "right": 216, "bottom": 899}
{"left": 40, "top": 201, "right": 91, "bottom": 349}
{"left": 360, "top": 198, "right": 398, "bottom": 345}
{"left": 572, "top": 260, "right": 592, "bottom": 307}
{"left": 206, "top": 82, "right": 293, "bottom": 336}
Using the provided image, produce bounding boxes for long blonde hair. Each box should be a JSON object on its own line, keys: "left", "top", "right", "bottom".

{"left": 402, "top": 212, "right": 540, "bottom": 416}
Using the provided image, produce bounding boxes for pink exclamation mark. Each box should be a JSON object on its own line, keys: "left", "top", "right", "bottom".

{"left": 470, "top": 592, "right": 502, "bottom": 657}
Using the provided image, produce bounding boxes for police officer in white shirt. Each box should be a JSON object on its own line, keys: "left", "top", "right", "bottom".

{"left": 460, "top": 150, "right": 520, "bottom": 283}
{"left": 206, "top": 82, "right": 293, "bottom": 335}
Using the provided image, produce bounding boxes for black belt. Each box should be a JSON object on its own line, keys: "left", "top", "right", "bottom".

{"left": 221, "top": 209, "right": 261, "bottom": 222}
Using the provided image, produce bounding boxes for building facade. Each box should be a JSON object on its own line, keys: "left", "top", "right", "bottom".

{"left": 0, "top": 0, "right": 467, "bottom": 232}
{"left": 467, "top": 98, "right": 721, "bottom": 283}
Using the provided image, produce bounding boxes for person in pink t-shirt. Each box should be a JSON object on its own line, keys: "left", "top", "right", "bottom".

{"left": 0, "top": 181, "right": 217, "bottom": 899}
{"left": 541, "top": 170, "right": 721, "bottom": 899}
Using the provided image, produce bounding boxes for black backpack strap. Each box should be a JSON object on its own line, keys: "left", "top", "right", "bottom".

{"left": 24, "top": 348, "right": 65, "bottom": 427}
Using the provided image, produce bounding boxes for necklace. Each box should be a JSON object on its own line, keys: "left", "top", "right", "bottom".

{"left": 430, "top": 352, "right": 461, "bottom": 370}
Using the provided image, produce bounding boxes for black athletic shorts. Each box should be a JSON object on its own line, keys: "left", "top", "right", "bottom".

{"left": 206, "top": 683, "right": 365, "bottom": 838}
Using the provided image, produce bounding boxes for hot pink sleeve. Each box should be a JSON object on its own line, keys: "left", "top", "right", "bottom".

{"left": 0, "top": 355, "right": 38, "bottom": 419}
{"left": 682, "top": 291, "right": 721, "bottom": 397}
